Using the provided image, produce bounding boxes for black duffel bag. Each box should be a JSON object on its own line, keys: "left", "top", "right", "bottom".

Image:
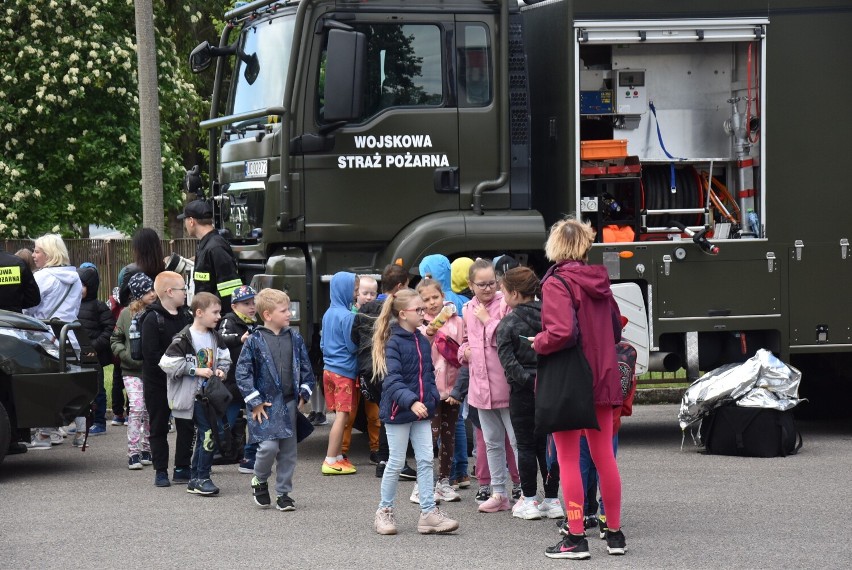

{"left": 700, "top": 404, "right": 802, "bottom": 457}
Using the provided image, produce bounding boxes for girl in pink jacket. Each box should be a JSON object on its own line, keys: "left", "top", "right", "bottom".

{"left": 458, "top": 259, "right": 517, "bottom": 513}
{"left": 417, "top": 278, "right": 464, "bottom": 503}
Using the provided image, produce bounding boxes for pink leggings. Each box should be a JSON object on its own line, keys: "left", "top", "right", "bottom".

{"left": 553, "top": 405, "right": 621, "bottom": 535}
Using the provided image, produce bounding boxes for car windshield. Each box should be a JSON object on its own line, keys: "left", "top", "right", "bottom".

{"left": 231, "top": 14, "right": 296, "bottom": 116}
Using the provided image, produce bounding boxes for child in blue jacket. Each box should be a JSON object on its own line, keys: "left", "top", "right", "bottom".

{"left": 236, "top": 288, "right": 315, "bottom": 511}
{"left": 371, "top": 288, "right": 459, "bottom": 536}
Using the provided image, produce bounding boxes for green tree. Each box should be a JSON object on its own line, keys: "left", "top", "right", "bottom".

{"left": 0, "top": 0, "right": 215, "bottom": 238}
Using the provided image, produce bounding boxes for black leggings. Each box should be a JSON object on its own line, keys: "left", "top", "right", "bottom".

{"left": 143, "top": 381, "right": 194, "bottom": 472}
{"left": 509, "top": 390, "right": 560, "bottom": 499}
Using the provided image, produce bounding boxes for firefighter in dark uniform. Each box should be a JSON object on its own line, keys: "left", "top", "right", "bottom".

{"left": 1, "top": 248, "right": 42, "bottom": 455}
{"left": 0, "top": 249, "right": 41, "bottom": 314}
{"left": 178, "top": 200, "right": 243, "bottom": 313}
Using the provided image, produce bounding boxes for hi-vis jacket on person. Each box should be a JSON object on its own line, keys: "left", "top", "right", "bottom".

{"left": 0, "top": 250, "right": 40, "bottom": 313}
{"left": 192, "top": 231, "right": 242, "bottom": 313}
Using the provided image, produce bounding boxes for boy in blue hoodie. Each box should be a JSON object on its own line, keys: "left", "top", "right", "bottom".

{"left": 320, "top": 271, "right": 359, "bottom": 475}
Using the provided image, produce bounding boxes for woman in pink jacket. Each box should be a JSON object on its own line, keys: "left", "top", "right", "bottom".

{"left": 458, "top": 259, "right": 516, "bottom": 513}
{"left": 533, "top": 218, "right": 626, "bottom": 560}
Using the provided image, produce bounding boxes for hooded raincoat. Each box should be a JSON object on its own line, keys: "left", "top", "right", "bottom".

{"left": 236, "top": 326, "right": 315, "bottom": 442}
{"left": 533, "top": 261, "right": 623, "bottom": 407}
{"left": 320, "top": 272, "right": 358, "bottom": 378}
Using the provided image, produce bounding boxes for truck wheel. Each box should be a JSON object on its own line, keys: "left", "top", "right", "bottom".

{"left": 0, "top": 400, "right": 11, "bottom": 466}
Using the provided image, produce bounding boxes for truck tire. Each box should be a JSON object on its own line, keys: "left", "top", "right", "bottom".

{"left": 0, "top": 400, "right": 11, "bottom": 466}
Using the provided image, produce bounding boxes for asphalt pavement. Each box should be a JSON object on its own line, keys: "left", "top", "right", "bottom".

{"left": 1, "top": 404, "right": 850, "bottom": 569}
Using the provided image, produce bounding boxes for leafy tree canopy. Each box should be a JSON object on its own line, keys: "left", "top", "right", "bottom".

{"left": 0, "top": 0, "right": 227, "bottom": 238}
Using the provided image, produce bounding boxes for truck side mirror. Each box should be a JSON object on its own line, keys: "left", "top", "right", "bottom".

{"left": 189, "top": 41, "right": 214, "bottom": 73}
{"left": 323, "top": 29, "right": 366, "bottom": 122}
{"left": 242, "top": 52, "right": 260, "bottom": 86}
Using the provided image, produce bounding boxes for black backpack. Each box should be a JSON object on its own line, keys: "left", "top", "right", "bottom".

{"left": 129, "top": 308, "right": 165, "bottom": 361}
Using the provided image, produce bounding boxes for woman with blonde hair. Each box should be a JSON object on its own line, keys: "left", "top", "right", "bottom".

{"left": 25, "top": 233, "right": 85, "bottom": 449}
{"left": 532, "top": 218, "right": 626, "bottom": 559}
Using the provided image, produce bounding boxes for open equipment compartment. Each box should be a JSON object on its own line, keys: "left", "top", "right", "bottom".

{"left": 575, "top": 19, "right": 767, "bottom": 243}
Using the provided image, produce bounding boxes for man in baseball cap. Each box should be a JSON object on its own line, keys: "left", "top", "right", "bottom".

{"left": 180, "top": 199, "right": 242, "bottom": 313}
{"left": 177, "top": 200, "right": 213, "bottom": 221}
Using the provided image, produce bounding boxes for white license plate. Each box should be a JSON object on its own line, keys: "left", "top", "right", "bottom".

{"left": 244, "top": 160, "right": 268, "bottom": 178}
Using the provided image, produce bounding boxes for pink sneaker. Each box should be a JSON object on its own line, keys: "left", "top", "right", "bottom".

{"left": 478, "top": 493, "right": 511, "bottom": 513}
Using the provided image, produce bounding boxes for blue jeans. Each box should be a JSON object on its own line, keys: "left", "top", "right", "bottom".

{"left": 450, "top": 414, "right": 468, "bottom": 480}
{"left": 579, "top": 434, "right": 619, "bottom": 517}
{"left": 191, "top": 401, "right": 215, "bottom": 480}
{"left": 224, "top": 400, "right": 241, "bottom": 428}
{"left": 381, "top": 420, "right": 435, "bottom": 512}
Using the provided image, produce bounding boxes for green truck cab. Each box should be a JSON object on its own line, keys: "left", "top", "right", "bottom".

{"left": 188, "top": 0, "right": 852, "bottom": 402}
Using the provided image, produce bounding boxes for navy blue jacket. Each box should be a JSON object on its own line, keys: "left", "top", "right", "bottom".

{"left": 379, "top": 324, "right": 440, "bottom": 424}
{"left": 236, "top": 327, "right": 316, "bottom": 443}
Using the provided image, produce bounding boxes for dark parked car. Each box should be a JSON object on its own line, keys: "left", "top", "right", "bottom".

{"left": 0, "top": 310, "right": 99, "bottom": 465}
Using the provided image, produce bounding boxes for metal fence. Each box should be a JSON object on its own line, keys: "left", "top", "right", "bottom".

{"left": 3, "top": 238, "right": 198, "bottom": 303}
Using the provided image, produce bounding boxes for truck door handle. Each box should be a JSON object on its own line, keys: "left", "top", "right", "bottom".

{"left": 433, "top": 167, "right": 459, "bottom": 194}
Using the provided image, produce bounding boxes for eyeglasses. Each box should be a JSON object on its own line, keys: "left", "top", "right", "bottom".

{"left": 472, "top": 281, "right": 497, "bottom": 289}
{"left": 170, "top": 286, "right": 188, "bottom": 293}
{"left": 403, "top": 307, "right": 426, "bottom": 315}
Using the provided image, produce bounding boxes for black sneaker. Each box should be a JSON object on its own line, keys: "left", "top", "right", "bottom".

{"left": 369, "top": 451, "right": 379, "bottom": 465}
{"left": 154, "top": 470, "right": 171, "bottom": 488}
{"left": 252, "top": 477, "right": 271, "bottom": 508}
{"left": 475, "top": 485, "right": 492, "bottom": 503}
{"left": 188, "top": 478, "right": 219, "bottom": 496}
{"left": 598, "top": 517, "right": 607, "bottom": 540}
{"left": 544, "top": 534, "right": 591, "bottom": 560}
{"left": 584, "top": 515, "right": 599, "bottom": 529}
{"left": 375, "top": 461, "right": 386, "bottom": 478}
{"left": 557, "top": 519, "right": 587, "bottom": 537}
{"left": 276, "top": 493, "right": 296, "bottom": 512}
{"left": 511, "top": 482, "right": 522, "bottom": 501}
{"left": 605, "top": 529, "right": 626, "bottom": 555}
{"left": 172, "top": 467, "right": 191, "bottom": 483}
{"left": 399, "top": 464, "right": 417, "bottom": 481}
{"left": 306, "top": 411, "right": 317, "bottom": 423}
{"left": 7, "top": 442, "right": 27, "bottom": 455}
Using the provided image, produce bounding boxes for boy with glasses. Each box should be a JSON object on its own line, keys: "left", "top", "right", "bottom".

{"left": 141, "top": 271, "right": 194, "bottom": 487}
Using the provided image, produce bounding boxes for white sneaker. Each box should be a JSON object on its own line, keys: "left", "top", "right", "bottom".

{"left": 512, "top": 497, "right": 543, "bottom": 520}
{"left": 49, "top": 430, "right": 64, "bottom": 445}
{"left": 434, "top": 478, "right": 461, "bottom": 502}
{"left": 27, "top": 435, "right": 52, "bottom": 449}
{"left": 537, "top": 497, "right": 565, "bottom": 519}
{"left": 57, "top": 426, "right": 68, "bottom": 438}
{"left": 409, "top": 484, "right": 420, "bottom": 504}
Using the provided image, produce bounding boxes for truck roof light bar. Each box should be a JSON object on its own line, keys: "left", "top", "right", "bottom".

{"left": 576, "top": 19, "right": 767, "bottom": 44}
{"left": 225, "top": 0, "right": 286, "bottom": 21}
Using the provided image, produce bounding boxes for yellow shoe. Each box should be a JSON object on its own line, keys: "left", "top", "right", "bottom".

{"left": 322, "top": 460, "right": 356, "bottom": 475}
{"left": 339, "top": 458, "right": 357, "bottom": 473}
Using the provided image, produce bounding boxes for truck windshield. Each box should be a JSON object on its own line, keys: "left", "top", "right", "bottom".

{"left": 231, "top": 14, "right": 295, "bottom": 115}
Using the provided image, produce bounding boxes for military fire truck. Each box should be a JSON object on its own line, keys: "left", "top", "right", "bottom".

{"left": 187, "top": 0, "right": 852, "bottom": 405}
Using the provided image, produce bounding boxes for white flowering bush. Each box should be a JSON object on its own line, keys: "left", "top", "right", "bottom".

{"left": 0, "top": 0, "right": 224, "bottom": 237}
